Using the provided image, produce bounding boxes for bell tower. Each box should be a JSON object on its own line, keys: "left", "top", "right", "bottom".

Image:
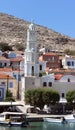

{"left": 24, "top": 23, "right": 39, "bottom": 76}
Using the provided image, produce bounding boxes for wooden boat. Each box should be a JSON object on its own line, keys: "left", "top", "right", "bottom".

{"left": 0, "top": 112, "right": 29, "bottom": 127}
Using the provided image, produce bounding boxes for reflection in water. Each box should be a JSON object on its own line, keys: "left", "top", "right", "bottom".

{"left": 0, "top": 127, "right": 9, "bottom": 130}
{"left": 0, "top": 122, "right": 75, "bottom": 130}
{"left": 43, "top": 122, "right": 75, "bottom": 130}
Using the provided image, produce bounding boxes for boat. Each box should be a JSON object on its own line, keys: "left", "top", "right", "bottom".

{"left": 43, "top": 114, "right": 75, "bottom": 124}
{"left": 43, "top": 117, "right": 62, "bottom": 123}
{"left": 64, "top": 114, "right": 75, "bottom": 123}
{"left": 43, "top": 116, "right": 68, "bottom": 124}
{"left": 0, "top": 111, "right": 29, "bottom": 127}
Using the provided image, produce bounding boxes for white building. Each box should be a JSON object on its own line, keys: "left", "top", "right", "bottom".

{"left": 62, "top": 55, "right": 75, "bottom": 69}
{"left": 53, "top": 74, "right": 75, "bottom": 99}
{"left": 21, "top": 23, "right": 53, "bottom": 101}
{"left": 24, "top": 23, "right": 39, "bottom": 77}
{"left": 0, "top": 56, "right": 10, "bottom": 68}
{"left": 21, "top": 23, "right": 75, "bottom": 102}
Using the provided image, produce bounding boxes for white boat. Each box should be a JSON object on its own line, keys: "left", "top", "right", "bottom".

{"left": 43, "top": 117, "right": 63, "bottom": 123}
{"left": 43, "top": 114, "right": 75, "bottom": 124}
{"left": 64, "top": 114, "right": 75, "bottom": 123}
{"left": 0, "top": 112, "right": 29, "bottom": 127}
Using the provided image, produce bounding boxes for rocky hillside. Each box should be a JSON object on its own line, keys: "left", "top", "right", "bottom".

{"left": 0, "top": 13, "right": 75, "bottom": 52}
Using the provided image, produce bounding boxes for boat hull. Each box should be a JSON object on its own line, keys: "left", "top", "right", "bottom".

{"left": 43, "top": 114, "right": 75, "bottom": 124}
{"left": 43, "top": 118, "right": 62, "bottom": 123}
{"left": 65, "top": 114, "right": 75, "bottom": 123}
{"left": 0, "top": 111, "right": 29, "bottom": 127}
{"left": 0, "top": 121, "right": 28, "bottom": 127}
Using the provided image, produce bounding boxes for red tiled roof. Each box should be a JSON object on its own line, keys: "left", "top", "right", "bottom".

{"left": 0, "top": 56, "right": 9, "bottom": 61}
{"left": 43, "top": 53, "right": 57, "bottom": 56}
{"left": 55, "top": 74, "right": 64, "bottom": 80}
{"left": 10, "top": 57, "right": 23, "bottom": 62}
{"left": 50, "top": 68, "right": 75, "bottom": 73}
{"left": 0, "top": 74, "right": 14, "bottom": 79}
{"left": 0, "top": 68, "right": 13, "bottom": 72}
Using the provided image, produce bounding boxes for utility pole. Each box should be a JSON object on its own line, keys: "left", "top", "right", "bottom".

{"left": 7, "top": 75, "right": 9, "bottom": 96}
{"left": 17, "top": 62, "right": 20, "bottom": 100}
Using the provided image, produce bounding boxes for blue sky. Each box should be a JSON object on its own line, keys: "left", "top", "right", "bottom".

{"left": 0, "top": 0, "right": 75, "bottom": 38}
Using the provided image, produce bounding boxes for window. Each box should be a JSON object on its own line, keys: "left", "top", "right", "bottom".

{"left": 0, "top": 90, "right": 2, "bottom": 97}
{"left": 39, "top": 65, "right": 42, "bottom": 71}
{"left": 43, "top": 82, "right": 47, "bottom": 87}
{"left": 18, "top": 74, "right": 21, "bottom": 81}
{"left": 32, "top": 66, "right": 34, "bottom": 76}
{"left": 4, "top": 63, "right": 7, "bottom": 67}
{"left": 72, "top": 61, "right": 74, "bottom": 66}
{"left": 48, "top": 82, "right": 52, "bottom": 87}
{"left": 68, "top": 78, "right": 70, "bottom": 82}
{"left": 32, "top": 82, "right": 34, "bottom": 85}
{"left": 67, "top": 61, "right": 71, "bottom": 66}
{"left": 13, "top": 74, "right": 16, "bottom": 79}
{"left": 9, "top": 82, "right": 13, "bottom": 88}
{"left": 62, "top": 93, "right": 65, "bottom": 98}
{"left": 0, "top": 63, "right": 2, "bottom": 67}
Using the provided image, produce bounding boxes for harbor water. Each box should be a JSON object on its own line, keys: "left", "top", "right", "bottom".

{"left": 0, "top": 122, "right": 75, "bottom": 130}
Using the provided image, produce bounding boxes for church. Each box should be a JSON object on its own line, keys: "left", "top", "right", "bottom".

{"left": 21, "top": 22, "right": 75, "bottom": 102}
{"left": 21, "top": 23, "right": 54, "bottom": 101}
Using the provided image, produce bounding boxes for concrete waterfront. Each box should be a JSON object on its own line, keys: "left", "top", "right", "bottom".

{"left": 27, "top": 113, "right": 66, "bottom": 122}
{"left": 16, "top": 101, "right": 67, "bottom": 122}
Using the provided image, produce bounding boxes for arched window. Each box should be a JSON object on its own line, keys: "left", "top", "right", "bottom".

{"left": 39, "top": 65, "right": 42, "bottom": 70}
{"left": 68, "top": 78, "right": 70, "bottom": 82}
{"left": 32, "top": 66, "right": 34, "bottom": 76}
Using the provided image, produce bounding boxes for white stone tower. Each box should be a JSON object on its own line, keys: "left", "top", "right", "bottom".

{"left": 24, "top": 23, "right": 39, "bottom": 76}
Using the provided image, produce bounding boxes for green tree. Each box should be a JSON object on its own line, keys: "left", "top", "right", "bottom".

{"left": 0, "top": 42, "right": 12, "bottom": 51}
{"left": 66, "top": 90, "right": 75, "bottom": 103}
{"left": 25, "top": 89, "right": 33, "bottom": 105}
{"left": 64, "top": 49, "right": 75, "bottom": 55}
{"left": 6, "top": 90, "right": 13, "bottom": 97}
{"left": 15, "top": 43, "right": 25, "bottom": 51}
{"left": 25, "top": 88, "right": 44, "bottom": 109}
{"left": 4, "top": 90, "right": 15, "bottom": 101}
{"left": 42, "top": 88, "right": 60, "bottom": 105}
{"left": 25, "top": 88, "right": 60, "bottom": 109}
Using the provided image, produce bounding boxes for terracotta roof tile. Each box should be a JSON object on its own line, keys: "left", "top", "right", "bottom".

{"left": 55, "top": 74, "right": 64, "bottom": 80}
{"left": 43, "top": 53, "right": 57, "bottom": 56}
{"left": 0, "top": 74, "right": 14, "bottom": 79}
{"left": 0, "top": 56, "right": 9, "bottom": 61}
{"left": 0, "top": 68, "right": 13, "bottom": 72}
{"left": 10, "top": 57, "right": 23, "bottom": 62}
